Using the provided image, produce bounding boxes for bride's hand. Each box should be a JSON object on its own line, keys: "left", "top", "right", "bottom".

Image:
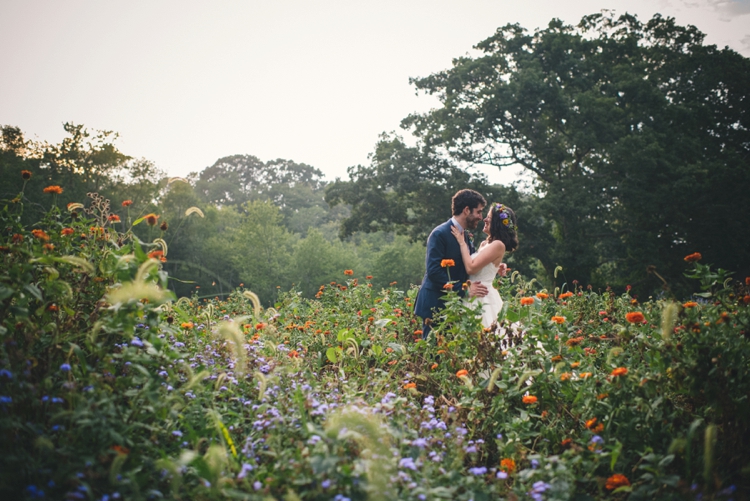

{"left": 450, "top": 225, "right": 465, "bottom": 244}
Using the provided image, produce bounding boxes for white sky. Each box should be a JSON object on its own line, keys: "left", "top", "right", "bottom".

{"left": 2, "top": 0, "right": 749, "bottom": 185}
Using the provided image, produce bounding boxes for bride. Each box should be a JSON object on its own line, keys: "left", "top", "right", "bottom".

{"left": 450, "top": 203, "right": 519, "bottom": 329}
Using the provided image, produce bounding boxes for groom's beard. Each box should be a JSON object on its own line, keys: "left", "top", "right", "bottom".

{"left": 466, "top": 215, "right": 482, "bottom": 230}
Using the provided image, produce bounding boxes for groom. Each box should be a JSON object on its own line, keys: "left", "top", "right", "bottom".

{"left": 414, "top": 189, "right": 489, "bottom": 339}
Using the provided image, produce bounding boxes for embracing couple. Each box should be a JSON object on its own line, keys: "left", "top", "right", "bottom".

{"left": 414, "top": 189, "right": 518, "bottom": 339}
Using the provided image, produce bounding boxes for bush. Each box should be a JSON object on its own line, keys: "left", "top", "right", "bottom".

{"left": 1, "top": 188, "right": 748, "bottom": 500}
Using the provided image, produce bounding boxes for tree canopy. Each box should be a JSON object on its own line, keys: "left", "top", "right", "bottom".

{"left": 331, "top": 12, "right": 750, "bottom": 294}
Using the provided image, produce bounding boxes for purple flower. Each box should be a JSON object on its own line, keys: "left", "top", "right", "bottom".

{"left": 60, "top": 363, "right": 71, "bottom": 372}
{"left": 497, "top": 470, "right": 508, "bottom": 479}
{"left": 252, "top": 481, "right": 262, "bottom": 491}
{"left": 468, "top": 466, "right": 487, "bottom": 475}
{"left": 237, "top": 463, "right": 254, "bottom": 479}
{"left": 321, "top": 479, "right": 331, "bottom": 489}
{"left": 411, "top": 438, "right": 428, "bottom": 448}
{"left": 0, "top": 369, "right": 12, "bottom": 379}
{"left": 399, "top": 457, "right": 418, "bottom": 471}
{"left": 130, "top": 338, "right": 144, "bottom": 347}
{"left": 172, "top": 430, "right": 183, "bottom": 437}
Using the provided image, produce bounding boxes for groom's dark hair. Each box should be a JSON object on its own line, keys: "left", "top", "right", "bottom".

{"left": 451, "top": 189, "right": 486, "bottom": 215}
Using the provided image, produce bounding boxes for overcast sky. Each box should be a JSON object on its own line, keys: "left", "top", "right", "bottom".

{"left": 2, "top": 0, "right": 748, "bottom": 185}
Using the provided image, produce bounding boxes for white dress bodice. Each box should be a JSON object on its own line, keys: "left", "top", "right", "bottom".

{"left": 467, "top": 253, "right": 504, "bottom": 329}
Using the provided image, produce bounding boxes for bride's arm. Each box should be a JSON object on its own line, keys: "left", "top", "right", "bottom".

{"left": 450, "top": 227, "right": 505, "bottom": 274}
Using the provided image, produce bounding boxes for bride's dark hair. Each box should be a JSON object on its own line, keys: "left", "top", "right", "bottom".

{"left": 488, "top": 203, "right": 519, "bottom": 252}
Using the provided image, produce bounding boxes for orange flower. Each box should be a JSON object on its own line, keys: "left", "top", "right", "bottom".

{"left": 403, "top": 382, "right": 416, "bottom": 389}
{"left": 61, "top": 228, "right": 74, "bottom": 236}
{"left": 144, "top": 213, "right": 159, "bottom": 226}
{"left": 43, "top": 185, "right": 63, "bottom": 194}
{"left": 255, "top": 323, "right": 266, "bottom": 330}
{"left": 682, "top": 301, "right": 698, "bottom": 308}
{"left": 561, "top": 438, "right": 572, "bottom": 447}
{"left": 536, "top": 292, "right": 548, "bottom": 300}
{"left": 122, "top": 200, "right": 133, "bottom": 207}
{"left": 579, "top": 372, "right": 593, "bottom": 379}
{"left": 684, "top": 252, "right": 702, "bottom": 263}
{"left": 611, "top": 367, "right": 628, "bottom": 377}
{"left": 522, "top": 395, "right": 537, "bottom": 404}
{"left": 440, "top": 259, "right": 455, "bottom": 268}
{"left": 585, "top": 417, "right": 598, "bottom": 430}
{"left": 605, "top": 474, "right": 630, "bottom": 490}
{"left": 566, "top": 336, "right": 584, "bottom": 347}
{"left": 43, "top": 243, "right": 54, "bottom": 251}
{"left": 47, "top": 304, "right": 59, "bottom": 312}
{"left": 149, "top": 250, "right": 166, "bottom": 263}
{"left": 746, "top": 276, "right": 750, "bottom": 286}
{"left": 344, "top": 269, "right": 354, "bottom": 275}
{"left": 12, "top": 233, "right": 23, "bottom": 244}
{"left": 108, "top": 214, "right": 120, "bottom": 222}
{"left": 500, "top": 458, "right": 516, "bottom": 473}
{"left": 625, "top": 312, "right": 645, "bottom": 323}
{"left": 366, "top": 275, "right": 373, "bottom": 279}
{"left": 111, "top": 445, "right": 130, "bottom": 455}
{"left": 443, "top": 283, "right": 454, "bottom": 290}
{"left": 414, "top": 330, "right": 423, "bottom": 337}
{"left": 560, "top": 372, "right": 571, "bottom": 381}
{"left": 288, "top": 350, "right": 299, "bottom": 358}
{"left": 558, "top": 291, "right": 573, "bottom": 299}
{"left": 596, "top": 393, "right": 609, "bottom": 400}
{"left": 31, "top": 229, "right": 49, "bottom": 241}
{"left": 456, "top": 369, "right": 469, "bottom": 378}
{"left": 430, "top": 363, "right": 438, "bottom": 370}
{"left": 551, "top": 316, "right": 565, "bottom": 324}
{"left": 551, "top": 355, "right": 563, "bottom": 362}
{"left": 181, "top": 322, "right": 194, "bottom": 329}
{"left": 520, "top": 297, "right": 534, "bottom": 306}
{"left": 570, "top": 362, "right": 580, "bottom": 368}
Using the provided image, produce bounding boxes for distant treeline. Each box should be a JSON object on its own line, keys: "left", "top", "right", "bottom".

{"left": 2, "top": 14, "right": 749, "bottom": 303}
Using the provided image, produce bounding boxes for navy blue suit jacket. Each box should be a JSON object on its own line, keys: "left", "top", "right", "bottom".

{"left": 414, "top": 219, "right": 475, "bottom": 321}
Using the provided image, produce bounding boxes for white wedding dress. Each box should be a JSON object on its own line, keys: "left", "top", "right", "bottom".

{"left": 466, "top": 252, "right": 504, "bottom": 329}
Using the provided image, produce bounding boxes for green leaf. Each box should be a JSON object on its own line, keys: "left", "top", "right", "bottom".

{"left": 326, "top": 347, "right": 340, "bottom": 363}
{"left": 504, "top": 309, "right": 520, "bottom": 322}
{"left": 610, "top": 440, "right": 623, "bottom": 471}
{"left": 23, "top": 284, "right": 43, "bottom": 302}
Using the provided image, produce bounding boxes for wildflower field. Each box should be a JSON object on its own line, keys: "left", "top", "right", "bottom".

{"left": 1, "top": 190, "right": 749, "bottom": 501}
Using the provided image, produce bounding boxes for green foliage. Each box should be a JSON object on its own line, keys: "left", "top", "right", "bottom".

{"left": 1, "top": 188, "right": 749, "bottom": 500}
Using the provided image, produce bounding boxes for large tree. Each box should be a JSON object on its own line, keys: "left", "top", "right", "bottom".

{"left": 376, "top": 12, "right": 749, "bottom": 292}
